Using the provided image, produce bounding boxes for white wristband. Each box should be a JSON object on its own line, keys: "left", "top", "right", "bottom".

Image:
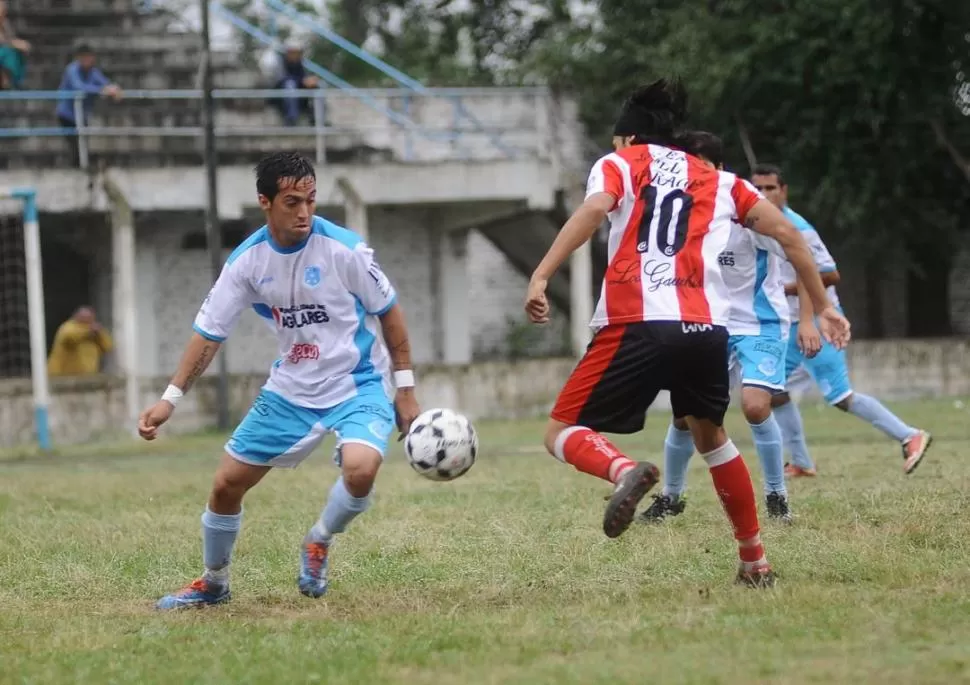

{"left": 161, "top": 384, "right": 184, "bottom": 407}
{"left": 393, "top": 370, "right": 415, "bottom": 389}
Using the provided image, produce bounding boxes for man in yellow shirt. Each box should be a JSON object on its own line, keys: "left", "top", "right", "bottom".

{"left": 47, "top": 306, "right": 114, "bottom": 376}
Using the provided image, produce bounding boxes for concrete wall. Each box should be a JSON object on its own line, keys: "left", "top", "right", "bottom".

{"left": 2, "top": 339, "right": 968, "bottom": 448}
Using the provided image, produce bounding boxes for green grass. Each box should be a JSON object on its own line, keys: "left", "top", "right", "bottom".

{"left": 2, "top": 398, "right": 970, "bottom": 684}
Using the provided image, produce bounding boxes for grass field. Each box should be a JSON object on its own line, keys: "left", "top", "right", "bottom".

{"left": 2, "top": 398, "right": 970, "bottom": 684}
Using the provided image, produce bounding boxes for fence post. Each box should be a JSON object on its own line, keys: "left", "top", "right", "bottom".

{"left": 402, "top": 93, "right": 413, "bottom": 161}
{"left": 314, "top": 89, "right": 327, "bottom": 165}
{"left": 73, "top": 95, "right": 89, "bottom": 170}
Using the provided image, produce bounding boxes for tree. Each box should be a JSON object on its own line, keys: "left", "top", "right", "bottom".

{"left": 543, "top": 0, "right": 970, "bottom": 337}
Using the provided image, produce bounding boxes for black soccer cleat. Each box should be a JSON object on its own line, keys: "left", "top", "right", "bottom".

{"left": 765, "top": 491, "right": 793, "bottom": 524}
{"left": 637, "top": 493, "right": 686, "bottom": 523}
{"left": 603, "top": 462, "right": 660, "bottom": 538}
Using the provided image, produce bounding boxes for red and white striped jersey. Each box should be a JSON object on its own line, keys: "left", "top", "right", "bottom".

{"left": 585, "top": 144, "right": 765, "bottom": 328}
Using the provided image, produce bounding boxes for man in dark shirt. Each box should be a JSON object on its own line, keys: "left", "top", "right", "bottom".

{"left": 271, "top": 41, "right": 319, "bottom": 126}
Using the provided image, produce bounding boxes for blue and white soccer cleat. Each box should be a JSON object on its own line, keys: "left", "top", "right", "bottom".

{"left": 155, "top": 577, "right": 231, "bottom": 611}
{"left": 298, "top": 540, "right": 331, "bottom": 598}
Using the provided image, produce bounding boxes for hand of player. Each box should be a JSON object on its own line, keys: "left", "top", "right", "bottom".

{"left": 525, "top": 276, "right": 550, "bottom": 324}
{"left": 137, "top": 400, "right": 175, "bottom": 441}
{"left": 797, "top": 320, "right": 822, "bottom": 359}
{"left": 817, "top": 306, "right": 852, "bottom": 350}
{"left": 394, "top": 388, "right": 420, "bottom": 442}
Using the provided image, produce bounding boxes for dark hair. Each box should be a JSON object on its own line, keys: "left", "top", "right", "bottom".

{"left": 612, "top": 78, "right": 689, "bottom": 146}
{"left": 752, "top": 163, "right": 785, "bottom": 186}
{"left": 75, "top": 43, "right": 94, "bottom": 55}
{"left": 255, "top": 151, "right": 316, "bottom": 200}
{"left": 673, "top": 130, "right": 724, "bottom": 168}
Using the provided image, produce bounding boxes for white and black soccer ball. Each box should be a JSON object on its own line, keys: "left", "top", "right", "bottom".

{"left": 404, "top": 408, "right": 478, "bottom": 481}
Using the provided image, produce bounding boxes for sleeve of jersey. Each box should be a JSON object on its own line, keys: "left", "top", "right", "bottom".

{"left": 192, "top": 261, "right": 252, "bottom": 343}
{"left": 346, "top": 244, "right": 398, "bottom": 316}
{"left": 585, "top": 156, "right": 623, "bottom": 210}
{"left": 804, "top": 229, "right": 838, "bottom": 272}
{"left": 730, "top": 177, "right": 764, "bottom": 226}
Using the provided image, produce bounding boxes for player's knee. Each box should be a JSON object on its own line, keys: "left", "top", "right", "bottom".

{"left": 543, "top": 420, "right": 562, "bottom": 457}
{"left": 210, "top": 472, "right": 249, "bottom": 511}
{"left": 685, "top": 418, "right": 727, "bottom": 455}
{"left": 340, "top": 444, "right": 382, "bottom": 497}
{"left": 740, "top": 389, "right": 772, "bottom": 424}
{"left": 834, "top": 395, "right": 853, "bottom": 412}
{"left": 671, "top": 416, "right": 689, "bottom": 431}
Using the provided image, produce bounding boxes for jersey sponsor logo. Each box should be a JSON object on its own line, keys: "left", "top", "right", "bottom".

{"left": 367, "top": 262, "right": 392, "bottom": 298}
{"left": 304, "top": 265, "right": 322, "bottom": 287}
{"left": 271, "top": 304, "right": 330, "bottom": 329}
{"left": 257, "top": 276, "right": 274, "bottom": 286}
{"left": 682, "top": 322, "right": 713, "bottom": 333}
{"left": 753, "top": 340, "right": 782, "bottom": 355}
{"left": 286, "top": 343, "right": 320, "bottom": 364}
{"left": 718, "top": 250, "right": 735, "bottom": 267}
{"left": 607, "top": 258, "right": 702, "bottom": 293}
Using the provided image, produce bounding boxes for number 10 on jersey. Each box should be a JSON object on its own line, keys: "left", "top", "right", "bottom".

{"left": 636, "top": 187, "right": 695, "bottom": 257}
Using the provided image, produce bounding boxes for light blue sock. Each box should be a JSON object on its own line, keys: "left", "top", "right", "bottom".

{"left": 773, "top": 402, "right": 815, "bottom": 470}
{"left": 307, "top": 477, "right": 371, "bottom": 543}
{"left": 201, "top": 506, "right": 242, "bottom": 583}
{"left": 847, "top": 393, "right": 917, "bottom": 442}
{"left": 749, "top": 415, "right": 786, "bottom": 496}
{"left": 662, "top": 423, "right": 695, "bottom": 497}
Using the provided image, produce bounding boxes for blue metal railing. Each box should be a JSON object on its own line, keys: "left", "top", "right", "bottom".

{"left": 0, "top": 87, "right": 548, "bottom": 169}
{"left": 252, "top": 0, "right": 514, "bottom": 156}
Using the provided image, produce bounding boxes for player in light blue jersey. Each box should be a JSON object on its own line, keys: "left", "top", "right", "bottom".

{"left": 752, "top": 165, "right": 932, "bottom": 476}
{"left": 137, "top": 152, "right": 422, "bottom": 609}
{"left": 640, "top": 133, "right": 826, "bottom": 525}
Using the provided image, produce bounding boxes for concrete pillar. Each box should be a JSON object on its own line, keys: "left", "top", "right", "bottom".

{"left": 103, "top": 174, "right": 140, "bottom": 435}
{"left": 336, "top": 177, "right": 368, "bottom": 241}
{"left": 570, "top": 240, "right": 594, "bottom": 356}
{"left": 437, "top": 228, "right": 472, "bottom": 364}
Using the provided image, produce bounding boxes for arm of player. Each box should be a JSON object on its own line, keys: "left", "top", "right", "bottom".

{"left": 378, "top": 304, "right": 421, "bottom": 439}
{"left": 740, "top": 199, "right": 850, "bottom": 348}
{"left": 137, "top": 261, "right": 252, "bottom": 440}
{"left": 527, "top": 155, "right": 621, "bottom": 324}
{"left": 794, "top": 280, "right": 822, "bottom": 358}
{"left": 343, "top": 242, "right": 421, "bottom": 438}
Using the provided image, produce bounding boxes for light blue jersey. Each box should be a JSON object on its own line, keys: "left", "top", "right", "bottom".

{"left": 778, "top": 207, "right": 840, "bottom": 320}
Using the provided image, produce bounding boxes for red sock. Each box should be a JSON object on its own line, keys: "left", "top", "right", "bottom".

{"left": 555, "top": 427, "right": 636, "bottom": 483}
{"left": 703, "top": 440, "right": 761, "bottom": 542}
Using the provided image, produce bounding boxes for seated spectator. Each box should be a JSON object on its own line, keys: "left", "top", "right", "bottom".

{"left": 55, "top": 43, "right": 123, "bottom": 167}
{"left": 0, "top": 0, "right": 30, "bottom": 89}
{"left": 264, "top": 40, "right": 319, "bottom": 126}
{"left": 48, "top": 306, "right": 114, "bottom": 377}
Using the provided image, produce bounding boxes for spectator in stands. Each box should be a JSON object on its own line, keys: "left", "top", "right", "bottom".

{"left": 263, "top": 40, "right": 319, "bottom": 126}
{"left": 55, "top": 43, "right": 123, "bottom": 167}
{"left": 48, "top": 306, "right": 114, "bottom": 377}
{"left": 0, "top": 0, "right": 30, "bottom": 89}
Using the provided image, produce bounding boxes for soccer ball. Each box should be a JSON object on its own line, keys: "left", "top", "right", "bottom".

{"left": 404, "top": 408, "right": 478, "bottom": 481}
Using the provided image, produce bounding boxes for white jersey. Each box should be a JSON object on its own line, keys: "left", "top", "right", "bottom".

{"left": 778, "top": 207, "right": 840, "bottom": 321}
{"left": 718, "top": 222, "right": 790, "bottom": 338}
{"left": 193, "top": 216, "right": 397, "bottom": 409}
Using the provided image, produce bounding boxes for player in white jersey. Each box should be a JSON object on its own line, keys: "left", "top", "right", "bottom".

{"left": 524, "top": 81, "right": 850, "bottom": 587}
{"left": 638, "top": 132, "right": 823, "bottom": 525}
{"left": 751, "top": 165, "right": 932, "bottom": 476}
{"left": 137, "top": 152, "right": 421, "bottom": 609}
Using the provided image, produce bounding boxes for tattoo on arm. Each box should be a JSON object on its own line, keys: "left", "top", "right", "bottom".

{"left": 379, "top": 306, "right": 413, "bottom": 371}
{"left": 183, "top": 344, "right": 216, "bottom": 391}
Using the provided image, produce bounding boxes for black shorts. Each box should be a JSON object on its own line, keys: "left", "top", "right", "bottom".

{"left": 550, "top": 321, "right": 730, "bottom": 434}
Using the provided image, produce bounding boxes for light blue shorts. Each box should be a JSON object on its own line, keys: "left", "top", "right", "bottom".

{"left": 225, "top": 386, "right": 395, "bottom": 468}
{"left": 728, "top": 332, "right": 787, "bottom": 392}
{"left": 784, "top": 323, "right": 853, "bottom": 405}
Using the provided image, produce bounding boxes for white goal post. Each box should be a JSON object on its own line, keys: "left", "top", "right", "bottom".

{"left": 0, "top": 187, "right": 52, "bottom": 450}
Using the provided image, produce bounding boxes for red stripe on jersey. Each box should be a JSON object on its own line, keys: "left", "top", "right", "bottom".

{"left": 675, "top": 159, "right": 715, "bottom": 323}
{"left": 600, "top": 160, "right": 623, "bottom": 211}
{"left": 730, "top": 177, "right": 762, "bottom": 225}
{"left": 604, "top": 155, "right": 651, "bottom": 323}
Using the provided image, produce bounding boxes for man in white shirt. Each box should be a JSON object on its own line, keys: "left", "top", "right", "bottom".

{"left": 138, "top": 152, "right": 421, "bottom": 609}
